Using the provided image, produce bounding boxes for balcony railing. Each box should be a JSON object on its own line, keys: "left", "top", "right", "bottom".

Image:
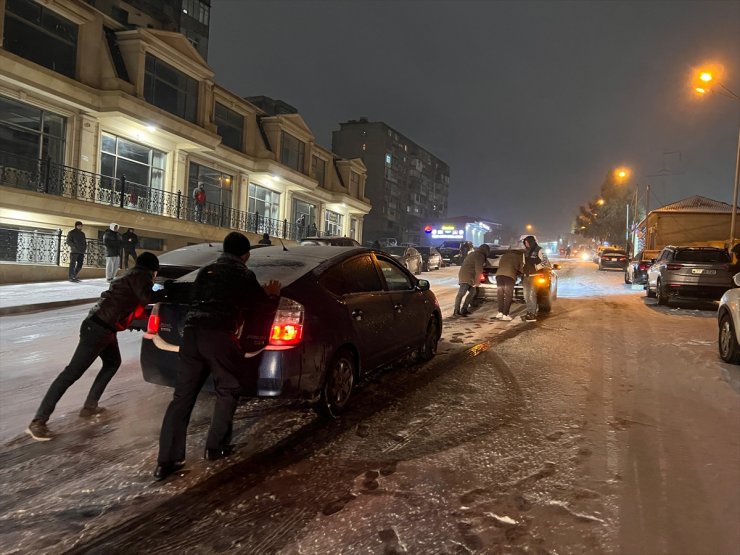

{"left": 0, "top": 150, "right": 322, "bottom": 242}
{"left": 0, "top": 227, "right": 107, "bottom": 268}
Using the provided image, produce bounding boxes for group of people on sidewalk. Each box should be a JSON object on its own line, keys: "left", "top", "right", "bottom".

{"left": 27, "top": 231, "right": 282, "bottom": 484}
{"left": 66, "top": 221, "right": 139, "bottom": 283}
{"left": 453, "top": 235, "right": 548, "bottom": 323}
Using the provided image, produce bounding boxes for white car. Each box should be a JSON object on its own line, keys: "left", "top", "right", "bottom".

{"left": 718, "top": 272, "right": 740, "bottom": 363}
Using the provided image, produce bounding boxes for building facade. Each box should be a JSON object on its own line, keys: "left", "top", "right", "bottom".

{"left": 332, "top": 118, "right": 449, "bottom": 246}
{"left": 0, "top": 0, "right": 370, "bottom": 283}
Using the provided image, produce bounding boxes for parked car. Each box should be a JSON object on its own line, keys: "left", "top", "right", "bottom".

{"left": 415, "top": 246, "right": 443, "bottom": 271}
{"left": 140, "top": 246, "right": 442, "bottom": 418}
{"left": 646, "top": 246, "right": 734, "bottom": 305}
{"left": 478, "top": 248, "right": 560, "bottom": 313}
{"left": 299, "top": 236, "right": 360, "bottom": 246}
{"left": 718, "top": 272, "right": 740, "bottom": 363}
{"left": 437, "top": 240, "right": 468, "bottom": 266}
{"left": 624, "top": 250, "right": 656, "bottom": 284}
{"left": 382, "top": 246, "right": 423, "bottom": 275}
{"left": 598, "top": 248, "right": 628, "bottom": 271}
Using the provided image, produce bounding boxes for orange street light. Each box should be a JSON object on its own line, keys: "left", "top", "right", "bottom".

{"left": 525, "top": 224, "right": 533, "bottom": 232}
{"left": 596, "top": 198, "right": 605, "bottom": 205}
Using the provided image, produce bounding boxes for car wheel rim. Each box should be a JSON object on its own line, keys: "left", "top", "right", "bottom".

{"left": 329, "top": 358, "right": 353, "bottom": 407}
{"left": 426, "top": 319, "right": 439, "bottom": 356}
{"left": 720, "top": 320, "right": 732, "bottom": 356}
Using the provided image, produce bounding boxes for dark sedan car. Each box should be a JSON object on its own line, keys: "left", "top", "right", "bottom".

{"left": 382, "top": 246, "right": 423, "bottom": 275}
{"left": 415, "top": 246, "right": 443, "bottom": 271}
{"left": 598, "top": 248, "right": 628, "bottom": 271}
{"left": 140, "top": 246, "right": 442, "bottom": 418}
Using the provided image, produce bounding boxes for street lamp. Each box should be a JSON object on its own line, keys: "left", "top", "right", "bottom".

{"left": 693, "top": 68, "right": 740, "bottom": 249}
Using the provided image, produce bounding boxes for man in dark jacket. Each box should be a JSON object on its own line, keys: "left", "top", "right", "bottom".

{"left": 103, "top": 223, "right": 122, "bottom": 281}
{"left": 66, "top": 221, "right": 86, "bottom": 282}
{"left": 521, "top": 235, "right": 548, "bottom": 322}
{"left": 121, "top": 228, "right": 139, "bottom": 270}
{"left": 26, "top": 253, "right": 162, "bottom": 441}
{"left": 258, "top": 233, "right": 272, "bottom": 245}
{"left": 454, "top": 244, "right": 490, "bottom": 316}
{"left": 154, "top": 232, "right": 281, "bottom": 480}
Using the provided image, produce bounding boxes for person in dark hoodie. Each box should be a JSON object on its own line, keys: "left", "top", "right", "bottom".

{"left": 521, "top": 235, "right": 548, "bottom": 322}
{"left": 26, "top": 252, "right": 162, "bottom": 441}
{"left": 66, "top": 221, "right": 86, "bottom": 282}
{"left": 103, "top": 223, "right": 122, "bottom": 281}
{"left": 154, "top": 232, "right": 281, "bottom": 480}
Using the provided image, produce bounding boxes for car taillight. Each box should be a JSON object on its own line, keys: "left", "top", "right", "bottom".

{"left": 666, "top": 264, "right": 683, "bottom": 270}
{"left": 269, "top": 297, "right": 304, "bottom": 346}
{"left": 638, "top": 263, "right": 649, "bottom": 270}
{"left": 479, "top": 272, "right": 487, "bottom": 283}
{"left": 618, "top": 257, "right": 626, "bottom": 261}
{"left": 146, "top": 304, "right": 160, "bottom": 334}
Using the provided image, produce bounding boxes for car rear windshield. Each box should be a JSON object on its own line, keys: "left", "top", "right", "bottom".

{"left": 415, "top": 247, "right": 432, "bottom": 254}
{"left": 602, "top": 249, "right": 626, "bottom": 255}
{"left": 158, "top": 243, "right": 223, "bottom": 267}
{"left": 439, "top": 242, "right": 462, "bottom": 249}
{"left": 675, "top": 249, "right": 730, "bottom": 263}
{"left": 384, "top": 247, "right": 408, "bottom": 255}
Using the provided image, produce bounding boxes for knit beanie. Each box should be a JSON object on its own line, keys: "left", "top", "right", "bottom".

{"left": 110, "top": 223, "right": 118, "bottom": 231}
{"left": 136, "top": 252, "right": 159, "bottom": 272}
{"left": 223, "top": 232, "right": 251, "bottom": 256}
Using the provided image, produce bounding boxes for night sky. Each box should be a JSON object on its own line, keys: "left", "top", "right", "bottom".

{"left": 208, "top": 0, "right": 740, "bottom": 238}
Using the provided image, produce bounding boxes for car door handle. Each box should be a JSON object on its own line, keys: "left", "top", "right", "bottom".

{"left": 352, "top": 309, "right": 363, "bottom": 321}
{"left": 394, "top": 303, "right": 403, "bottom": 312}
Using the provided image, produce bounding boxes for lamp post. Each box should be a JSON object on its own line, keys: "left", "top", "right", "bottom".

{"left": 693, "top": 69, "right": 740, "bottom": 248}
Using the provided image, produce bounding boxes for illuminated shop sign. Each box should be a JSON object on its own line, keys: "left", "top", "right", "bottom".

{"left": 429, "top": 225, "right": 464, "bottom": 239}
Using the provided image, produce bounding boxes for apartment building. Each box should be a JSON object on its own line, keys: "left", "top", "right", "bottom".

{"left": 332, "top": 118, "right": 449, "bottom": 246}
{"left": 0, "top": 0, "right": 370, "bottom": 282}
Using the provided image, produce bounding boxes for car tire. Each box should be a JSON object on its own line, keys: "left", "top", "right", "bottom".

{"left": 538, "top": 293, "right": 552, "bottom": 313}
{"left": 598, "top": 264, "right": 604, "bottom": 271}
{"left": 422, "top": 261, "right": 429, "bottom": 272}
{"left": 645, "top": 281, "right": 656, "bottom": 298}
{"left": 414, "top": 261, "right": 422, "bottom": 275}
{"left": 624, "top": 270, "right": 632, "bottom": 284}
{"left": 418, "top": 317, "right": 440, "bottom": 362}
{"left": 313, "top": 348, "right": 356, "bottom": 419}
{"left": 656, "top": 279, "right": 669, "bottom": 305}
{"left": 719, "top": 312, "right": 740, "bottom": 364}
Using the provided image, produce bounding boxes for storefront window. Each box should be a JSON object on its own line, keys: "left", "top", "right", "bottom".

{"left": 325, "top": 210, "right": 343, "bottom": 236}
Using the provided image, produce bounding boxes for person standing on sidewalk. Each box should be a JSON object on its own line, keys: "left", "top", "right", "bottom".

{"left": 121, "top": 228, "right": 139, "bottom": 270}
{"left": 258, "top": 232, "right": 272, "bottom": 245}
{"left": 103, "top": 223, "right": 122, "bottom": 282}
{"left": 453, "top": 243, "right": 490, "bottom": 317}
{"left": 493, "top": 249, "right": 523, "bottom": 321}
{"left": 66, "top": 221, "right": 86, "bottom": 282}
{"left": 154, "top": 232, "right": 281, "bottom": 480}
{"left": 521, "top": 235, "right": 547, "bottom": 322}
{"left": 26, "top": 252, "right": 162, "bottom": 441}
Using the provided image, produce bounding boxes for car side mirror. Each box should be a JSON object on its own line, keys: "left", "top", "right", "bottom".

{"left": 734, "top": 272, "right": 740, "bottom": 287}
{"left": 417, "top": 279, "right": 430, "bottom": 291}
{"left": 552, "top": 263, "right": 561, "bottom": 270}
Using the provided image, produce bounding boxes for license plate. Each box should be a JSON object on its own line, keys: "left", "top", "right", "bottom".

{"left": 691, "top": 268, "right": 716, "bottom": 275}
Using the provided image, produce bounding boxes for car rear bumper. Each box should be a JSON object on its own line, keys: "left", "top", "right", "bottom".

{"left": 140, "top": 336, "right": 307, "bottom": 398}
{"left": 663, "top": 284, "right": 731, "bottom": 301}
{"left": 600, "top": 261, "right": 627, "bottom": 269}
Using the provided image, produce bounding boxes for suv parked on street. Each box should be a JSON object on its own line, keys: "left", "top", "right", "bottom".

{"left": 646, "top": 246, "right": 733, "bottom": 305}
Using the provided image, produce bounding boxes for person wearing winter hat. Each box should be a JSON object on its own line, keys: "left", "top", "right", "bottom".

{"left": 154, "top": 232, "right": 281, "bottom": 480}
{"left": 103, "top": 223, "right": 122, "bottom": 281}
{"left": 26, "top": 252, "right": 162, "bottom": 441}
{"left": 66, "top": 221, "right": 86, "bottom": 282}
{"left": 521, "top": 235, "right": 548, "bottom": 322}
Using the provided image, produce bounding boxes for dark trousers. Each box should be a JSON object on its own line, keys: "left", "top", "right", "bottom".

{"left": 157, "top": 327, "right": 246, "bottom": 464}
{"left": 123, "top": 249, "right": 137, "bottom": 270}
{"left": 496, "top": 275, "right": 515, "bottom": 315}
{"left": 34, "top": 319, "right": 120, "bottom": 422}
{"left": 69, "top": 253, "right": 84, "bottom": 279}
{"left": 454, "top": 283, "right": 477, "bottom": 313}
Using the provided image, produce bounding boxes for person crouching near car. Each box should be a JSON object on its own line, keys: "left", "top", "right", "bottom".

{"left": 154, "top": 232, "right": 281, "bottom": 481}
{"left": 453, "top": 243, "right": 490, "bottom": 317}
{"left": 26, "top": 253, "right": 162, "bottom": 441}
{"left": 521, "top": 235, "right": 548, "bottom": 322}
{"left": 493, "top": 250, "right": 524, "bottom": 322}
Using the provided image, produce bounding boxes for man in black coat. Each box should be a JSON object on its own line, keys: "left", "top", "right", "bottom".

{"left": 27, "top": 253, "right": 162, "bottom": 441}
{"left": 154, "top": 232, "right": 281, "bottom": 480}
{"left": 66, "top": 221, "right": 86, "bottom": 282}
{"left": 121, "top": 228, "right": 139, "bottom": 270}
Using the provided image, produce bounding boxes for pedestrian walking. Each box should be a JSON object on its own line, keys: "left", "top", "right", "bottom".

{"left": 258, "top": 232, "right": 272, "bottom": 245}
{"left": 493, "top": 250, "right": 523, "bottom": 321}
{"left": 121, "top": 228, "right": 139, "bottom": 270}
{"left": 565, "top": 245, "right": 572, "bottom": 258}
{"left": 66, "top": 221, "right": 86, "bottom": 282}
{"left": 103, "top": 223, "right": 122, "bottom": 282}
{"left": 193, "top": 183, "right": 206, "bottom": 222}
{"left": 154, "top": 232, "right": 281, "bottom": 481}
{"left": 453, "top": 243, "right": 490, "bottom": 317}
{"left": 26, "top": 253, "right": 162, "bottom": 441}
{"left": 521, "top": 235, "right": 548, "bottom": 322}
